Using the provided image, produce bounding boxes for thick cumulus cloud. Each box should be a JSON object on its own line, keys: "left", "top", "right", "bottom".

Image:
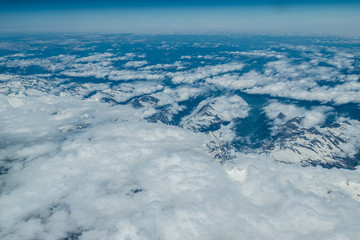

{"left": 1, "top": 93, "right": 360, "bottom": 240}
{"left": 209, "top": 95, "right": 250, "bottom": 122}
{"left": 228, "top": 154, "right": 360, "bottom": 239}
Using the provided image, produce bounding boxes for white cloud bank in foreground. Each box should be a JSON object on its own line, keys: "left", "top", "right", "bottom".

{"left": 1, "top": 93, "right": 360, "bottom": 240}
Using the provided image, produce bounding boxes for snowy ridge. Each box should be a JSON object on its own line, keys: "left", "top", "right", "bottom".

{"left": 180, "top": 95, "right": 250, "bottom": 132}
{"left": 206, "top": 130, "right": 234, "bottom": 164}
{"left": 179, "top": 96, "right": 249, "bottom": 163}
{"left": 268, "top": 118, "right": 360, "bottom": 169}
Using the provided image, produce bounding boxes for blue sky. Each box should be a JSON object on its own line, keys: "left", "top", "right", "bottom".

{"left": 1, "top": 0, "right": 360, "bottom": 35}
{"left": 1, "top": 0, "right": 360, "bottom": 9}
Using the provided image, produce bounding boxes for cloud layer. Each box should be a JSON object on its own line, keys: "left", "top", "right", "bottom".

{"left": 1, "top": 34, "right": 360, "bottom": 239}
{"left": 1, "top": 93, "right": 360, "bottom": 240}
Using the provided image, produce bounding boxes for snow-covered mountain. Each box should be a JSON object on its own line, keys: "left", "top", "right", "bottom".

{"left": 268, "top": 117, "right": 360, "bottom": 169}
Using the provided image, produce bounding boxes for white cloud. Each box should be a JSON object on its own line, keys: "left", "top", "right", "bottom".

{"left": 225, "top": 50, "right": 285, "bottom": 58}
{"left": 0, "top": 74, "right": 56, "bottom": 96}
{"left": 108, "top": 70, "right": 165, "bottom": 81}
{"left": 0, "top": 58, "right": 64, "bottom": 71}
{"left": 124, "top": 60, "right": 148, "bottom": 68}
{"left": 76, "top": 52, "right": 114, "bottom": 62}
{"left": 151, "top": 86, "right": 204, "bottom": 106}
{"left": 61, "top": 62, "right": 165, "bottom": 81}
{"left": 141, "top": 61, "right": 185, "bottom": 70}
{"left": 54, "top": 53, "right": 163, "bottom": 81}
{"left": 228, "top": 154, "right": 360, "bottom": 238}
{"left": 0, "top": 74, "right": 18, "bottom": 81}
{"left": 285, "top": 44, "right": 358, "bottom": 72}
{"left": 181, "top": 95, "right": 250, "bottom": 132}
{"left": 206, "top": 71, "right": 259, "bottom": 89}
{"left": 1, "top": 93, "right": 360, "bottom": 239}
{"left": 264, "top": 100, "right": 333, "bottom": 132}
{"left": 212, "top": 95, "right": 250, "bottom": 122}
{"left": 207, "top": 57, "right": 360, "bottom": 104}
{"left": 170, "top": 62, "right": 245, "bottom": 84}
{"left": 131, "top": 86, "right": 205, "bottom": 122}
